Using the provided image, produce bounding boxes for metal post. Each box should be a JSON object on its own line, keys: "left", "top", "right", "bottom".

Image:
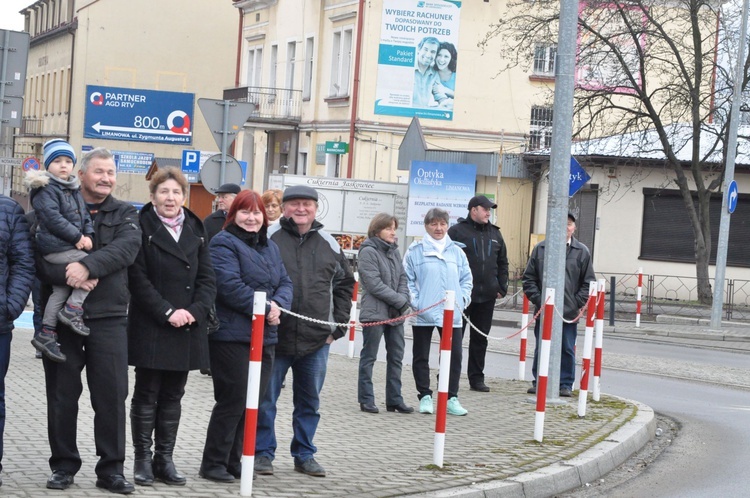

{"left": 0, "top": 31, "right": 10, "bottom": 155}
{"left": 540, "top": 0, "right": 579, "bottom": 399}
{"left": 609, "top": 276, "right": 615, "bottom": 326}
{"left": 710, "top": 0, "right": 748, "bottom": 328}
{"left": 219, "top": 100, "right": 231, "bottom": 185}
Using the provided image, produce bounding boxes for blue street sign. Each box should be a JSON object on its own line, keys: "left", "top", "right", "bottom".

{"left": 182, "top": 149, "right": 201, "bottom": 174}
{"left": 84, "top": 85, "right": 195, "bottom": 145}
{"left": 569, "top": 156, "right": 591, "bottom": 197}
{"left": 727, "top": 180, "right": 738, "bottom": 214}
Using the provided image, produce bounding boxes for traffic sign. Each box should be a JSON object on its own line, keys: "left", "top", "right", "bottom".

{"left": 569, "top": 156, "right": 591, "bottom": 197}
{"left": 199, "top": 154, "right": 243, "bottom": 194}
{"left": 83, "top": 85, "right": 195, "bottom": 145}
{"left": 325, "top": 141, "right": 349, "bottom": 154}
{"left": 182, "top": 150, "right": 202, "bottom": 174}
{"left": 197, "top": 99, "right": 256, "bottom": 151}
{"left": 0, "top": 30, "right": 30, "bottom": 98}
{"left": 22, "top": 157, "right": 40, "bottom": 171}
{"left": 727, "top": 180, "right": 738, "bottom": 214}
{"left": 1, "top": 95, "right": 23, "bottom": 127}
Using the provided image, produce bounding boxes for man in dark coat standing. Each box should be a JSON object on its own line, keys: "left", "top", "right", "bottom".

{"left": 522, "top": 212, "right": 596, "bottom": 397}
{"left": 203, "top": 183, "right": 240, "bottom": 241}
{"left": 448, "top": 195, "right": 508, "bottom": 393}
{"left": 38, "top": 147, "right": 141, "bottom": 494}
{"left": 254, "top": 185, "right": 354, "bottom": 478}
{"left": 0, "top": 194, "right": 35, "bottom": 487}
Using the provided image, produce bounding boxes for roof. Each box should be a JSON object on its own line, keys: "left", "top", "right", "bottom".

{"left": 529, "top": 123, "right": 750, "bottom": 167}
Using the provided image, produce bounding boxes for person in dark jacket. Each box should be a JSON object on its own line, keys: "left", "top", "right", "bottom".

{"left": 126, "top": 167, "right": 216, "bottom": 487}
{"left": 25, "top": 139, "right": 95, "bottom": 361}
{"left": 199, "top": 190, "right": 293, "bottom": 483}
{"left": 522, "top": 212, "right": 596, "bottom": 397}
{"left": 38, "top": 147, "right": 141, "bottom": 494}
{"left": 254, "top": 185, "right": 354, "bottom": 478}
{"left": 357, "top": 213, "right": 413, "bottom": 414}
{"left": 0, "top": 194, "right": 35, "bottom": 487}
{"left": 447, "top": 195, "right": 509, "bottom": 392}
{"left": 203, "top": 183, "right": 241, "bottom": 241}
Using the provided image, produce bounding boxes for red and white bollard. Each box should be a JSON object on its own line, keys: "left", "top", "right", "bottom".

{"left": 577, "top": 282, "right": 598, "bottom": 417}
{"left": 519, "top": 294, "right": 530, "bottom": 380}
{"left": 347, "top": 274, "right": 359, "bottom": 359}
{"left": 635, "top": 267, "right": 643, "bottom": 328}
{"left": 240, "top": 291, "right": 266, "bottom": 496}
{"left": 534, "top": 288, "right": 555, "bottom": 442}
{"left": 592, "top": 279, "right": 605, "bottom": 402}
{"left": 433, "top": 290, "right": 455, "bottom": 468}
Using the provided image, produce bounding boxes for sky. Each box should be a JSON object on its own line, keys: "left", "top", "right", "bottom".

{"left": 1, "top": 0, "right": 29, "bottom": 32}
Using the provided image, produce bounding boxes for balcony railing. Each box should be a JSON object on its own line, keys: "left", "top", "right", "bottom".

{"left": 20, "top": 118, "right": 43, "bottom": 136}
{"left": 223, "top": 86, "right": 301, "bottom": 122}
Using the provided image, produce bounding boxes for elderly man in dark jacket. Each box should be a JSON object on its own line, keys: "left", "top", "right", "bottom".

{"left": 38, "top": 148, "right": 141, "bottom": 494}
{"left": 255, "top": 185, "right": 354, "bottom": 478}
{"left": 522, "top": 212, "right": 596, "bottom": 398}
{"left": 0, "top": 194, "right": 35, "bottom": 487}
{"left": 448, "top": 195, "right": 509, "bottom": 393}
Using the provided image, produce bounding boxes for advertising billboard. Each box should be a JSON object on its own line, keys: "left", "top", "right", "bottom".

{"left": 84, "top": 85, "right": 194, "bottom": 145}
{"left": 374, "top": 0, "right": 462, "bottom": 121}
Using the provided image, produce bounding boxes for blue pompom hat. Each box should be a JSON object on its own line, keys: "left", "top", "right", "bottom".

{"left": 43, "top": 139, "right": 77, "bottom": 169}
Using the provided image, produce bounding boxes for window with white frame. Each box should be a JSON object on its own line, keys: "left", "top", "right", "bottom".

{"left": 529, "top": 106, "right": 553, "bottom": 150}
{"left": 303, "top": 37, "right": 314, "bottom": 100}
{"left": 329, "top": 27, "right": 353, "bottom": 98}
{"left": 286, "top": 41, "right": 296, "bottom": 90}
{"left": 533, "top": 43, "right": 557, "bottom": 76}
{"left": 246, "top": 47, "right": 263, "bottom": 87}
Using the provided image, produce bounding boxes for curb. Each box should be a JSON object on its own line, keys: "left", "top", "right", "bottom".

{"left": 403, "top": 398, "right": 655, "bottom": 498}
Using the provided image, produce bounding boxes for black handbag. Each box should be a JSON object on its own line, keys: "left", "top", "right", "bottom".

{"left": 206, "top": 305, "right": 220, "bottom": 334}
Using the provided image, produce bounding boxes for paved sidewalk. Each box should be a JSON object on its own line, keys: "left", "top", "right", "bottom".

{"left": 1, "top": 313, "right": 655, "bottom": 497}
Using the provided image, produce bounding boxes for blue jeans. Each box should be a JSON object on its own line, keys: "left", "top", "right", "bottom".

{"left": 358, "top": 324, "right": 405, "bottom": 406}
{"left": 531, "top": 319, "right": 578, "bottom": 390}
{"left": 256, "top": 343, "right": 330, "bottom": 464}
{"left": 0, "top": 332, "right": 11, "bottom": 472}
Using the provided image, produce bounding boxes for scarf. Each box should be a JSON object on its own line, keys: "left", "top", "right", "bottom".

{"left": 423, "top": 232, "right": 448, "bottom": 254}
{"left": 226, "top": 222, "right": 268, "bottom": 248}
{"left": 156, "top": 208, "right": 185, "bottom": 240}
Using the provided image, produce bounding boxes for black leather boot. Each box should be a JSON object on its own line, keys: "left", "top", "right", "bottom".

{"left": 130, "top": 403, "right": 156, "bottom": 486}
{"left": 153, "top": 403, "right": 187, "bottom": 486}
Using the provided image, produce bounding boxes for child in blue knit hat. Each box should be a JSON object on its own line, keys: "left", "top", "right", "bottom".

{"left": 24, "top": 139, "right": 95, "bottom": 363}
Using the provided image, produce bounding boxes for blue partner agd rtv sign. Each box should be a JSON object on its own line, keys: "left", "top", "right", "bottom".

{"left": 84, "top": 85, "right": 194, "bottom": 145}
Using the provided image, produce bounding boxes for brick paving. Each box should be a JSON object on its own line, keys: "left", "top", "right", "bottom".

{"left": 1, "top": 319, "right": 639, "bottom": 497}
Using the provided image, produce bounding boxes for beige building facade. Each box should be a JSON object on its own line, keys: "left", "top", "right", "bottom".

{"left": 13, "top": 0, "right": 238, "bottom": 213}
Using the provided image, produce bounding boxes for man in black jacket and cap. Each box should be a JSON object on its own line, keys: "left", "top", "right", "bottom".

{"left": 448, "top": 195, "right": 509, "bottom": 393}
{"left": 203, "top": 183, "right": 241, "bottom": 241}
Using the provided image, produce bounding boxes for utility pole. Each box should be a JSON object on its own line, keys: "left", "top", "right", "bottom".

{"left": 541, "top": 0, "right": 579, "bottom": 398}
{"left": 710, "top": 0, "right": 748, "bottom": 329}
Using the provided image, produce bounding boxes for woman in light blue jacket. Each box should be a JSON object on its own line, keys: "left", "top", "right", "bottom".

{"left": 404, "top": 208, "right": 472, "bottom": 416}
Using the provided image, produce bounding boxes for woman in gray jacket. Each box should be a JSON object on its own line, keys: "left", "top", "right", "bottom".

{"left": 357, "top": 213, "right": 413, "bottom": 414}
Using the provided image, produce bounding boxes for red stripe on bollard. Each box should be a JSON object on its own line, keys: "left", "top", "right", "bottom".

{"left": 635, "top": 268, "right": 643, "bottom": 328}
{"left": 519, "top": 294, "right": 530, "bottom": 380}
{"left": 533, "top": 289, "right": 555, "bottom": 442}
{"left": 240, "top": 291, "right": 267, "bottom": 496}
{"left": 577, "top": 282, "right": 598, "bottom": 417}
{"left": 433, "top": 290, "right": 455, "bottom": 468}
{"left": 592, "top": 279, "right": 605, "bottom": 402}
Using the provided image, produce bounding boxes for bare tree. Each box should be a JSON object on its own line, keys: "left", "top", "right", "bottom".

{"left": 481, "top": 0, "right": 749, "bottom": 304}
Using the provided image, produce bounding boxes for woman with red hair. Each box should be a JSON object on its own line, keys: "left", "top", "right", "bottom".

{"left": 199, "top": 190, "right": 293, "bottom": 483}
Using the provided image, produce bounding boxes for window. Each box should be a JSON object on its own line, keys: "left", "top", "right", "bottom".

{"left": 246, "top": 47, "right": 263, "bottom": 87}
{"left": 329, "top": 27, "right": 353, "bottom": 98}
{"left": 270, "top": 45, "right": 278, "bottom": 88}
{"left": 640, "top": 188, "right": 750, "bottom": 267}
{"left": 533, "top": 43, "right": 556, "bottom": 76}
{"left": 528, "top": 106, "right": 553, "bottom": 150}
{"left": 286, "top": 41, "right": 296, "bottom": 90}
{"left": 303, "top": 37, "right": 314, "bottom": 100}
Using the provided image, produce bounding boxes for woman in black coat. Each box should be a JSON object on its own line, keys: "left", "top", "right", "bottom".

{"left": 199, "top": 190, "right": 293, "bottom": 483}
{"left": 127, "top": 167, "right": 216, "bottom": 487}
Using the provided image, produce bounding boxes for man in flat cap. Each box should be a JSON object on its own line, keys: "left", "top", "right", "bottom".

{"left": 448, "top": 195, "right": 508, "bottom": 392}
{"left": 522, "top": 212, "right": 595, "bottom": 397}
{"left": 255, "top": 185, "right": 354, "bottom": 478}
{"left": 203, "top": 183, "right": 241, "bottom": 241}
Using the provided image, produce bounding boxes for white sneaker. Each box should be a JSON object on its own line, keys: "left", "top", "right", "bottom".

{"left": 419, "top": 395, "right": 433, "bottom": 414}
{"left": 447, "top": 397, "right": 468, "bottom": 416}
